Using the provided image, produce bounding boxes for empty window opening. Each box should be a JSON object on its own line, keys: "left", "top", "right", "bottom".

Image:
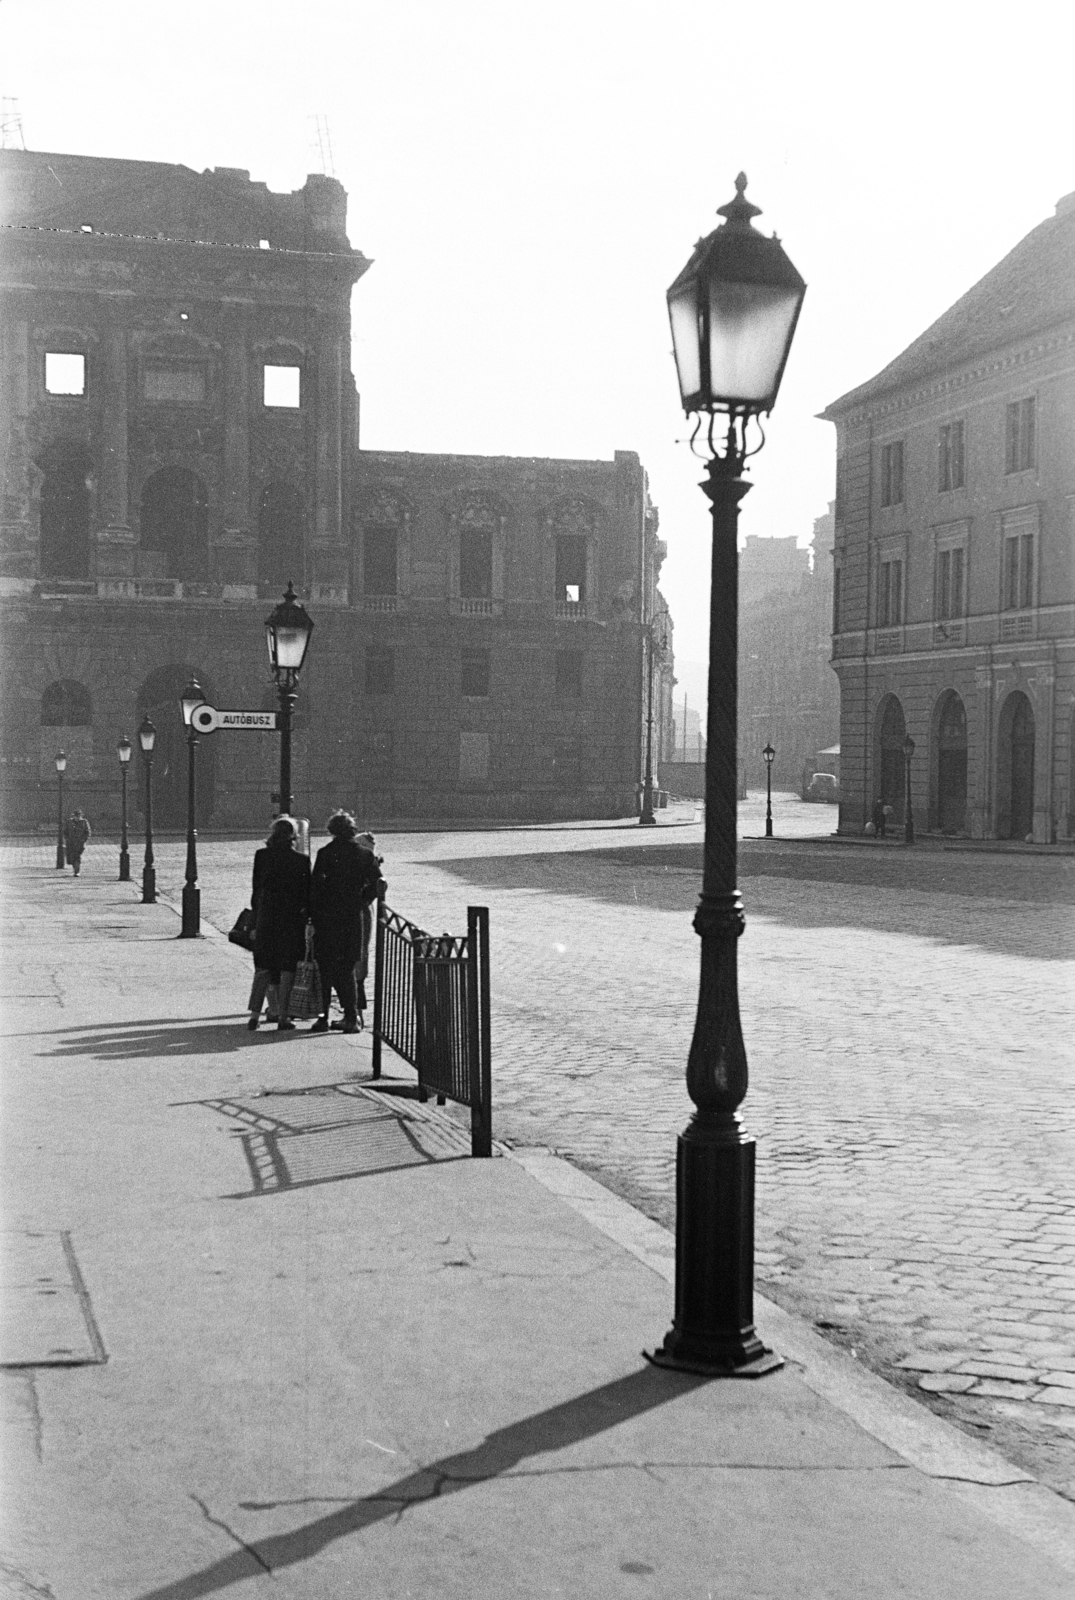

{"left": 140, "top": 466, "right": 210, "bottom": 581}
{"left": 259, "top": 482, "right": 305, "bottom": 589}
{"left": 40, "top": 460, "right": 91, "bottom": 579}
{"left": 878, "top": 557, "right": 903, "bottom": 627}
{"left": 364, "top": 526, "right": 398, "bottom": 596}
{"left": 264, "top": 364, "right": 301, "bottom": 408}
{"left": 938, "top": 547, "right": 965, "bottom": 619}
{"left": 79, "top": 223, "right": 93, "bottom": 234}
{"left": 41, "top": 680, "right": 92, "bottom": 727}
{"left": 45, "top": 352, "right": 85, "bottom": 396}
{"left": 555, "top": 536, "right": 588, "bottom": 605}
{"left": 365, "top": 647, "right": 395, "bottom": 696}
{"left": 556, "top": 650, "right": 583, "bottom": 698}
{"left": 460, "top": 528, "right": 492, "bottom": 599}
{"left": 880, "top": 441, "right": 904, "bottom": 508}
{"left": 259, "top": 239, "right": 270, "bottom": 250}
{"left": 461, "top": 648, "right": 490, "bottom": 698}
{"left": 1005, "top": 398, "right": 1035, "bottom": 474}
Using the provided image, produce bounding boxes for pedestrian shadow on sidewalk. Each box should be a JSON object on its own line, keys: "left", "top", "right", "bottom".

{"left": 186, "top": 1084, "right": 476, "bottom": 1197}
{"left": 40, "top": 1019, "right": 294, "bottom": 1061}
{"left": 134, "top": 1364, "right": 711, "bottom": 1600}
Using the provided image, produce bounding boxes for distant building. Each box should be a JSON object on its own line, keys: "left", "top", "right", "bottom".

{"left": 822, "top": 192, "right": 1075, "bottom": 841}
{"left": 737, "top": 508, "right": 840, "bottom": 792}
{"left": 0, "top": 147, "right": 666, "bottom": 827}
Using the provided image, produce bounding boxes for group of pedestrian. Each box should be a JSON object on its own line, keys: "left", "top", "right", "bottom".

{"left": 247, "top": 809, "right": 385, "bottom": 1034}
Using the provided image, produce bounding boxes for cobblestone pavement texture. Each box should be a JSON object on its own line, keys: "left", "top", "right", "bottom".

{"left": 7, "top": 793, "right": 1074, "bottom": 1498}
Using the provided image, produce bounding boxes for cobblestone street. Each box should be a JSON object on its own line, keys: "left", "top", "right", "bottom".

{"left": 12, "top": 796, "right": 1075, "bottom": 1498}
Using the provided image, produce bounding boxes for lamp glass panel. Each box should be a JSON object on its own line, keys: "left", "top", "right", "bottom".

{"left": 180, "top": 689, "right": 203, "bottom": 726}
{"left": 668, "top": 287, "right": 702, "bottom": 404}
{"left": 55, "top": 753, "right": 67, "bottom": 773}
{"left": 707, "top": 281, "right": 801, "bottom": 404}
{"left": 118, "top": 740, "right": 132, "bottom": 764}
{"left": 271, "top": 625, "right": 309, "bottom": 670}
{"left": 139, "top": 725, "right": 156, "bottom": 753}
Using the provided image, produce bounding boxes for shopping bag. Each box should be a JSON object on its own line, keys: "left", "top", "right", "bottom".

{"left": 290, "top": 931, "right": 322, "bottom": 1020}
{"left": 228, "top": 907, "right": 256, "bottom": 951}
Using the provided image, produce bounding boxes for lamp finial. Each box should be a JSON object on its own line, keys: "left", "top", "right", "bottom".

{"left": 717, "top": 172, "right": 762, "bottom": 229}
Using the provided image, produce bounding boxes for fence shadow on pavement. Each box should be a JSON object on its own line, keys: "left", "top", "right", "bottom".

{"left": 133, "top": 1364, "right": 709, "bottom": 1600}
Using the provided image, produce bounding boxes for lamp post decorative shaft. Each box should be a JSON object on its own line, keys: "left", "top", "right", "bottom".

{"left": 139, "top": 716, "right": 156, "bottom": 904}
{"left": 118, "top": 737, "right": 132, "bottom": 882}
{"left": 55, "top": 753, "right": 66, "bottom": 869}
{"left": 647, "top": 173, "right": 804, "bottom": 1378}
{"left": 903, "top": 735, "right": 915, "bottom": 846}
{"left": 179, "top": 678, "right": 203, "bottom": 937}
{"left": 763, "top": 743, "right": 775, "bottom": 839}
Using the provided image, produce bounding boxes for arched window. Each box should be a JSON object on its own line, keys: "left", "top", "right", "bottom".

{"left": 876, "top": 694, "right": 907, "bottom": 822}
{"left": 41, "top": 680, "right": 92, "bottom": 727}
{"left": 933, "top": 691, "right": 967, "bottom": 835}
{"left": 360, "top": 492, "right": 405, "bottom": 599}
{"left": 258, "top": 481, "right": 305, "bottom": 590}
{"left": 140, "top": 467, "right": 209, "bottom": 581}
{"left": 40, "top": 458, "right": 92, "bottom": 579}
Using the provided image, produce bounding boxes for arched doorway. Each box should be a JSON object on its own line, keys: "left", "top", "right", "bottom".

{"left": 258, "top": 481, "right": 305, "bottom": 590}
{"left": 996, "top": 691, "right": 1035, "bottom": 840}
{"left": 40, "top": 455, "right": 92, "bottom": 578}
{"left": 136, "top": 665, "right": 216, "bottom": 829}
{"left": 934, "top": 692, "right": 968, "bottom": 834}
{"left": 140, "top": 468, "right": 209, "bottom": 582}
{"left": 876, "top": 694, "right": 906, "bottom": 824}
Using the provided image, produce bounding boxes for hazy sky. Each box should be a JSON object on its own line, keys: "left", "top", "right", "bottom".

{"left": 2, "top": 0, "right": 1072, "bottom": 690}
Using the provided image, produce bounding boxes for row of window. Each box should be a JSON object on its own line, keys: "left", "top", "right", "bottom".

{"left": 876, "top": 397, "right": 1037, "bottom": 509}
{"left": 44, "top": 351, "right": 302, "bottom": 409}
{"left": 364, "top": 647, "right": 586, "bottom": 699}
{"left": 365, "top": 523, "right": 587, "bottom": 604}
{"left": 834, "top": 527, "right": 1038, "bottom": 633}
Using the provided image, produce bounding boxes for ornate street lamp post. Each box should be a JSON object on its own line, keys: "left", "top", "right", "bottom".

{"left": 763, "top": 743, "right": 775, "bottom": 839}
{"left": 903, "top": 734, "right": 916, "bottom": 846}
{"left": 138, "top": 715, "right": 157, "bottom": 905}
{"left": 647, "top": 173, "right": 805, "bottom": 1377}
{"left": 117, "top": 736, "right": 132, "bottom": 882}
{"left": 179, "top": 676, "right": 204, "bottom": 937}
{"left": 265, "top": 582, "right": 314, "bottom": 817}
{"left": 54, "top": 751, "right": 67, "bottom": 869}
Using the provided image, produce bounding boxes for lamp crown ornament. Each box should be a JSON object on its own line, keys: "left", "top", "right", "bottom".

{"left": 716, "top": 171, "right": 763, "bottom": 228}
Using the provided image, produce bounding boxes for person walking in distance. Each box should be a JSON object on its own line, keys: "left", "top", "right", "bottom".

{"left": 247, "top": 816, "right": 311, "bottom": 1031}
{"left": 309, "top": 811, "right": 385, "bottom": 1034}
{"left": 64, "top": 809, "right": 91, "bottom": 876}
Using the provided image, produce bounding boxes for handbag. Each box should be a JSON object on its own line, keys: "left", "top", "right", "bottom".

{"left": 228, "top": 907, "right": 257, "bottom": 951}
{"left": 290, "top": 927, "right": 322, "bottom": 1020}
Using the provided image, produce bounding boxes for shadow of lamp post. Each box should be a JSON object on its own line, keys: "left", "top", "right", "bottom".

{"left": 138, "top": 715, "right": 156, "bottom": 904}
{"left": 54, "top": 750, "right": 66, "bottom": 869}
{"left": 179, "top": 676, "right": 204, "bottom": 937}
{"left": 763, "top": 742, "right": 775, "bottom": 838}
{"left": 117, "top": 735, "right": 132, "bottom": 881}
{"left": 646, "top": 173, "right": 805, "bottom": 1377}
{"left": 903, "top": 733, "right": 915, "bottom": 846}
{"left": 265, "top": 582, "right": 314, "bottom": 818}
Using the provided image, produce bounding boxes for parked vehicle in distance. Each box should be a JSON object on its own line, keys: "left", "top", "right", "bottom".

{"left": 805, "top": 772, "right": 840, "bottom": 803}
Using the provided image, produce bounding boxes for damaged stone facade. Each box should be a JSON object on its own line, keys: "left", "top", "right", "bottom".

{"left": 0, "top": 148, "right": 665, "bottom": 828}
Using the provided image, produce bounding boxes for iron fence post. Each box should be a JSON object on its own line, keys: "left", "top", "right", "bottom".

{"left": 372, "top": 885, "right": 386, "bottom": 1080}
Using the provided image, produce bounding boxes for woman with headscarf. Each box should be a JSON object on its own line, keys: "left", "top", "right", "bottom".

{"left": 247, "top": 816, "right": 311, "bottom": 1031}
{"left": 308, "top": 810, "right": 385, "bottom": 1033}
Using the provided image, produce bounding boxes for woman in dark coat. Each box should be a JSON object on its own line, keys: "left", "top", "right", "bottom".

{"left": 248, "top": 816, "right": 311, "bottom": 1031}
{"left": 309, "top": 810, "right": 385, "bottom": 1033}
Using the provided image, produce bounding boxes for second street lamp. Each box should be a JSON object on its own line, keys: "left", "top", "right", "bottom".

{"left": 138, "top": 715, "right": 157, "bottom": 904}
{"left": 647, "top": 173, "right": 805, "bottom": 1378}
{"left": 265, "top": 581, "right": 314, "bottom": 817}
{"left": 179, "top": 676, "right": 204, "bottom": 937}
{"left": 903, "top": 733, "right": 916, "bottom": 846}
{"left": 763, "top": 743, "right": 775, "bottom": 839}
{"left": 54, "top": 751, "right": 67, "bottom": 869}
{"left": 117, "top": 736, "right": 132, "bottom": 882}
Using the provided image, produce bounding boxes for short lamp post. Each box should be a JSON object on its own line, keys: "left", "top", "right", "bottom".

{"left": 640, "top": 609, "right": 671, "bottom": 827}
{"left": 54, "top": 751, "right": 67, "bottom": 869}
{"left": 179, "top": 676, "right": 204, "bottom": 937}
{"left": 265, "top": 581, "right": 314, "bottom": 817}
{"left": 763, "top": 743, "right": 775, "bottom": 839}
{"left": 903, "top": 734, "right": 916, "bottom": 846}
{"left": 646, "top": 174, "right": 805, "bottom": 1377}
{"left": 117, "top": 736, "right": 132, "bottom": 882}
{"left": 138, "top": 715, "right": 157, "bottom": 905}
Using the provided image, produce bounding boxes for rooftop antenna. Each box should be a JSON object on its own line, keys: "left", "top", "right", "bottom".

{"left": 308, "top": 114, "right": 336, "bottom": 178}
{"left": 1, "top": 97, "right": 27, "bottom": 149}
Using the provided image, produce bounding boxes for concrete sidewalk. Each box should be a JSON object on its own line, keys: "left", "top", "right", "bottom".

{"left": 1, "top": 866, "right": 1073, "bottom": 1598}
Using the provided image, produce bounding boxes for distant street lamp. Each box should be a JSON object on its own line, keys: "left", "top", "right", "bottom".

{"left": 138, "top": 715, "right": 157, "bottom": 905}
{"left": 54, "top": 751, "right": 67, "bottom": 869}
{"left": 179, "top": 676, "right": 204, "bottom": 937}
{"left": 265, "top": 581, "right": 314, "bottom": 817}
{"left": 763, "top": 743, "right": 775, "bottom": 839}
{"left": 903, "top": 734, "right": 916, "bottom": 846}
{"left": 647, "top": 173, "right": 804, "bottom": 1378}
{"left": 640, "top": 609, "right": 671, "bottom": 827}
{"left": 117, "top": 736, "right": 132, "bottom": 882}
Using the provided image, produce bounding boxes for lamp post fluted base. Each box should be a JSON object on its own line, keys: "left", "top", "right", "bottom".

{"left": 645, "top": 1112, "right": 782, "bottom": 1378}
{"left": 141, "top": 869, "right": 156, "bottom": 905}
